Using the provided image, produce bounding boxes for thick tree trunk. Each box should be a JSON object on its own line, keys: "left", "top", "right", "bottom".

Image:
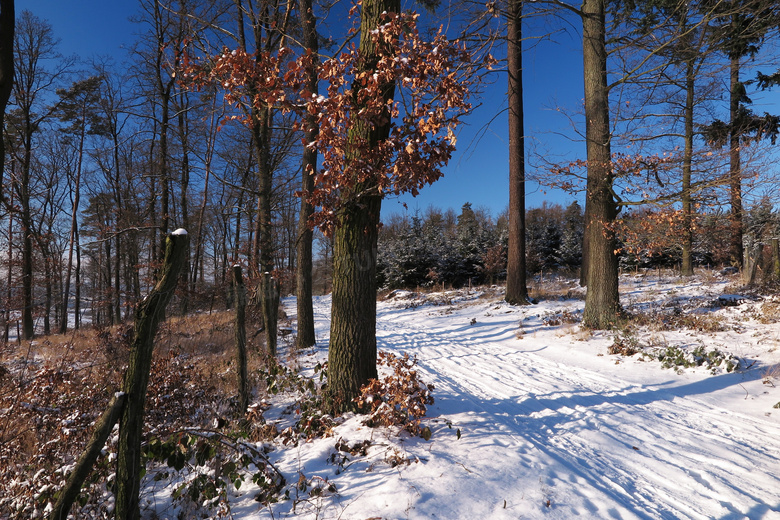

{"left": 115, "top": 231, "right": 189, "bottom": 520}
{"left": 328, "top": 196, "right": 382, "bottom": 413}
{"left": 505, "top": 0, "right": 529, "bottom": 305}
{"left": 326, "top": 0, "right": 399, "bottom": 413}
{"left": 251, "top": 104, "right": 279, "bottom": 356}
{"left": 296, "top": 0, "right": 318, "bottom": 349}
{"left": 681, "top": 58, "right": 695, "bottom": 277}
{"left": 233, "top": 265, "right": 249, "bottom": 414}
{"left": 581, "top": 0, "right": 620, "bottom": 329}
{"left": 729, "top": 56, "right": 743, "bottom": 269}
{"left": 0, "top": 0, "right": 13, "bottom": 200}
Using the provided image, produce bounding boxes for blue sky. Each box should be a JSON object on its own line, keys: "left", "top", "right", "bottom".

{"left": 16, "top": 0, "right": 592, "bottom": 219}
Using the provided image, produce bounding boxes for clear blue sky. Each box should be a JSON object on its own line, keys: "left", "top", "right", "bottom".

{"left": 17, "top": 0, "right": 587, "bottom": 219}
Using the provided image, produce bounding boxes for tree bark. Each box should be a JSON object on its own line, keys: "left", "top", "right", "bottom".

{"left": 328, "top": 196, "right": 382, "bottom": 413}
{"left": 233, "top": 265, "right": 249, "bottom": 414}
{"left": 250, "top": 103, "right": 279, "bottom": 355}
{"left": 0, "top": 0, "right": 13, "bottom": 201}
{"left": 326, "top": 0, "right": 399, "bottom": 413}
{"left": 296, "top": 0, "right": 318, "bottom": 348}
{"left": 60, "top": 106, "right": 86, "bottom": 333}
{"left": 581, "top": 0, "right": 620, "bottom": 329}
{"left": 505, "top": 0, "right": 529, "bottom": 305}
{"left": 681, "top": 57, "right": 695, "bottom": 276}
{"left": 115, "top": 231, "right": 189, "bottom": 520}
{"left": 21, "top": 120, "right": 35, "bottom": 340}
{"left": 729, "top": 55, "right": 743, "bottom": 268}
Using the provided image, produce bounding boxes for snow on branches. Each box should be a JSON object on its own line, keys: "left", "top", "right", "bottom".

{"left": 181, "top": 9, "right": 488, "bottom": 234}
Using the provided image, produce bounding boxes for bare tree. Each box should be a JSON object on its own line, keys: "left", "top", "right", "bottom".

{"left": 57, "top": 76, "right": 103, "bottom": 332}
{"left": 7, "top": 10, "right": 74, "bottom": 339}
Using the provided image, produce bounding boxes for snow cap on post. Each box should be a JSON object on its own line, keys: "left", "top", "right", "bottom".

{"left": 172, "top": 228, "right": 188, "bottom": 236}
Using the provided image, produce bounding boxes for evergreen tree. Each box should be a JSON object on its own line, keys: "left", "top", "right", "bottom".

{"left": 559, "top": 201, "right": 584, "bottom": 270}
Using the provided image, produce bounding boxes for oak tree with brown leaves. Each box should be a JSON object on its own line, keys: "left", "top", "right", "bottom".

{"left": 311, "top": 8, "right": 479, "bottom": 413}
{"left": 185, "top": 3, "right": 482, "bottom": 412}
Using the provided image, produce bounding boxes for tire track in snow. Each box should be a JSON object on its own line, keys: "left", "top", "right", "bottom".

{"left": 375, "top": 304, "right": 780, "bottom": 519}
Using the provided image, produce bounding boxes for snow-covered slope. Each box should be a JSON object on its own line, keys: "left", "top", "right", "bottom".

{"left": 161, "top": 273, "right": 780, "bottom": 519}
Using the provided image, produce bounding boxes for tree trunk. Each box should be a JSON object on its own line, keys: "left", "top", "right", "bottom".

{"left": 261, "top": 272, "right": 278, "bottom": 356}
{"left": 0, "top": 0, "right": 13, "bottom": 201}
{"left": 296, "top": 0, "right": 318, "bottom": 348}
{"left": 178, "top": 103, "right": 191, "bottom": 316}
{"left": 233, "top": 265, "right": 249, "bottom": 414}
{"left": 4, "top": 190, "right": 12, "bottom": 342}
{"left": 21, "top": 128, "right": 35, "bottom": 340}
{"left": 729, "top": 55, "right": 743, "bottom": 269}
{"left": 75, "top": 235, "right": 81, "bottom": 330}
{"left": 158, "top": 90, "right": 171, "bottom": 266}
{"left": 251, "top": 104, "right": 279, "bottom": 355}
{"left": 193, "top": 94, "right": 218, "bottom": 296}
{"left": 115, "top": 231, "right": 189, "bottom": 520}
{"left": 43, "top": 252, "right": 51, "bottom": 336}
{"left": 328, "top": 196, "right": 382, "bottom": 413}
{"left": 60, "top": 120, "right": 85, "bottom": 333}
{"left": 326, "top": 0, "right": 399, "bottom": 413}
{"left": 581, "top": 0, "right": 620, "bottom": 329}
{"left": 505, "top": 0, "right": 529, "bottom": 305}
{"left": 681, "top": 57, "right": 695, "bottom": 276}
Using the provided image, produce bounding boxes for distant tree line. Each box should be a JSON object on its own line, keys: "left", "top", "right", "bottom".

{"left": 375, "top": 197, "right": 780, "bottom": 291}
{"left": 376, "top": 201, "right": 584, "bottom": 290}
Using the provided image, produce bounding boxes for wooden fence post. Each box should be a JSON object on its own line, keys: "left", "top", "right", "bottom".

{"left": 115, "top": 229, "right": 189, "bottom": 520}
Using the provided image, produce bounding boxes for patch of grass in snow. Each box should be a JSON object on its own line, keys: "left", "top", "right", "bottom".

{"left": 608, "top": 328, "right": 741, "bottom": 374}
{"left": 648, "top": 344, "right": 741, "bottom": 374}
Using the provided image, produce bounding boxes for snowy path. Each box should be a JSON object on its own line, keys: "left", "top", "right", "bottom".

{"left": 365, "top": 298, "right": 780, "bottom": 519}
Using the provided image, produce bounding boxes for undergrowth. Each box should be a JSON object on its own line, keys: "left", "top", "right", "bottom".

{"left": 608, "top": 330, "right": 741, "bottom": 374}
{"left": 356, "top": 351, "right": 435, "bottom": 439}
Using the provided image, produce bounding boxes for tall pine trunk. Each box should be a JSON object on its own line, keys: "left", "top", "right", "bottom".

{"left": 729, "top": 55, "right": 743, "bottom": 269}
{"left": 296, "top": 0, "right": 318, "bottom": 348}
{"left": 505, "top": 0, "right": 529, "bottom": 305}
{"left": 581, "top": 0, "right": 620, "bottom": 329}
{"left": 681, "top": 57, "right": 695, "bottom": 277}
{"left": 326, "top": 0, "right": 399, "bottom": 413}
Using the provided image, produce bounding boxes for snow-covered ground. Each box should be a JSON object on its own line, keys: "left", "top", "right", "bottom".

{"left": 152, "top": 272, "right": 780, "bottom": 519}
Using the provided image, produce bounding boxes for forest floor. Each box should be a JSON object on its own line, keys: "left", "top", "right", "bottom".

{"left": 2, "top": 270, "right": 780, "bottom": 519}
